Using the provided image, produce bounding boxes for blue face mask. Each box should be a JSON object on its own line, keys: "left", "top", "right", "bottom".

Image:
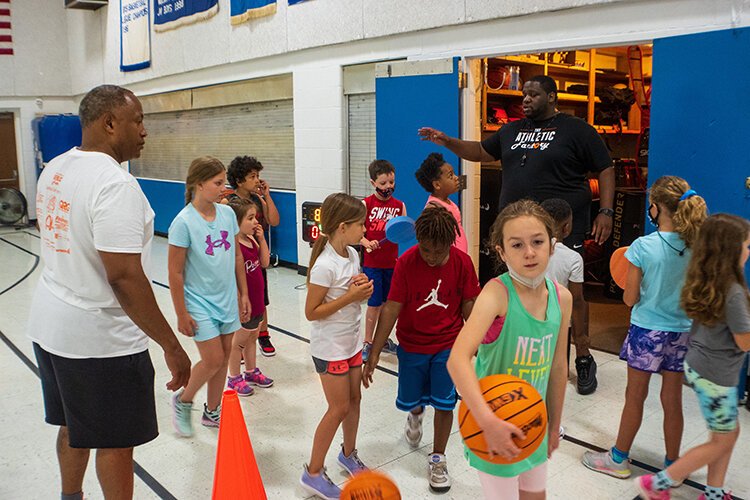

{"left": 376, "top": 186, "right": 394, "bottom": 199}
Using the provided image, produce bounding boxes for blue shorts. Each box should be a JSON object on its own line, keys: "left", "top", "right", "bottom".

{"left": 190, "top": 308, "right": 241, "bottom": 342}
{"left": 685, "top": 362, "right": 739, "bottom": 433}
{"left": 363, "top": 267, "right": 394, "bottom": 307}
{"left": 619, "top": 324, "right": 688, "bottom": 373}
{"left": 396, "top": 347, "right": 457, "bottom": 412}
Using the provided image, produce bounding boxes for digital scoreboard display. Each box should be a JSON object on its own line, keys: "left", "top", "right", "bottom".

{"left": 301, "top": 201, "right": 323, "bottom": 243}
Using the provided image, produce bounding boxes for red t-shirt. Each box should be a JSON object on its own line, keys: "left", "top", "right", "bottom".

{"left": 388, "top": 246, "right": 481, "bottom": 354}
{"left": 363, "top": 194, "right": 405, "bottom": 269}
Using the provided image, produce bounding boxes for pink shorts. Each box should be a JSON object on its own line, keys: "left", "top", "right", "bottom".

{"left": 312, "top": 350, "right": 363, "bottom": 375}
{"left": 477, "top": 462, "right": 547, "bottom": 499}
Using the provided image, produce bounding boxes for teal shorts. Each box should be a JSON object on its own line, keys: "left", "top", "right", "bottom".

{"left": 189, "top": 307, "right": 241, "bottom": 342}
{"left": 684, "top": 362, "right": 738, "bottom": 433}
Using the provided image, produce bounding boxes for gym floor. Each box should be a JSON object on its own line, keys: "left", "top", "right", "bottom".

{"left": 1, "top": 229, "right": 748, "bottom": 499}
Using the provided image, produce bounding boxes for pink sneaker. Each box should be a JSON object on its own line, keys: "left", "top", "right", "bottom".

{"left": 227, "top": 374, "right": 254, "bottom": 396}
{"left": 634, "top": 474, "right": 670, "bottom": 500}
{"left": 244, "top": 367, "right": 274, "bottom": 388}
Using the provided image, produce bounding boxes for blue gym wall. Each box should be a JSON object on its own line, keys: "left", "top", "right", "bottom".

{"left": 376, "top": 59, "right": 461, "bottom": 222}
{"left": 650, "top": 27, "right": 750, "bottom": 219}
{"left": 137, "top": 179, "right": 298, "bottom": 265}
{"left": 650, "top": 27, "right": 750, "bottom": 280}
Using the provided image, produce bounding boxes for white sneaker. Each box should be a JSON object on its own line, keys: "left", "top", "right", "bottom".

{"left": 428, "top": 453, "right": 451, "bottom": 492}
{"left": 404, "top": 409, "right": 423, "bottom": 448}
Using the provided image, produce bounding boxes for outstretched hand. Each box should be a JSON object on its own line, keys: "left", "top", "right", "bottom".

{"left": 418, "top": 127, "right": 449, "bottom": 146}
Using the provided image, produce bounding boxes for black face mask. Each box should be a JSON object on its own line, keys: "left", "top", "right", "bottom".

{"left": 648, "top": 203, "right": 659, "bottom": 228}
{"left": 376, "top": 186, "right": 394, "bottom": 199}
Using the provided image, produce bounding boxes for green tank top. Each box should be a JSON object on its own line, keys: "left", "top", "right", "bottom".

{"left": 464, "top": 273, "right": 562, "bottom": 477}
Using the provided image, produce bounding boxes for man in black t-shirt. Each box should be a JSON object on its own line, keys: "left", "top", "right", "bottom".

{"left": 419, "top": 75, "right": 614, "bottom": 248}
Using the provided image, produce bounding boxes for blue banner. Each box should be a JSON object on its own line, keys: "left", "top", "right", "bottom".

{"left": 230, "top": 0, "right": 276, "bottom": 25}
{"left": 154, "top": 0, "right": 219, "bottom": 32}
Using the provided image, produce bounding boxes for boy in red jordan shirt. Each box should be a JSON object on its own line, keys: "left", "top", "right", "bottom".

{"left": 363, "top": 206, "right": 480, "bottom": 494}
{"left": 360, "top": 160, "right": 407, "bottom": 360}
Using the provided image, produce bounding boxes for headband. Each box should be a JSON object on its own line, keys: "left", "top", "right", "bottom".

{"left": 679, "top": 189, "right": 697, "bottom": 201}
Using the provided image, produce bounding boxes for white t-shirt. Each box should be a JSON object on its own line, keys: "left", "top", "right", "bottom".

{"left": 545, "top": 241, "right": 583, "bottom": 289}
{"left": 27, "top": 148, "right": 154, "bottom": 358}
{"left": 308, "top": 243, "right": 364, "bottom": 361}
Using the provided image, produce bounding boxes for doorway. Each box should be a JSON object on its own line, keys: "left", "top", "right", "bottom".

{"left": 0, "top": 112, "right": 20, "bottom": 191}
{"left": 476, "top": 44, "right": 653, "bottom": 355}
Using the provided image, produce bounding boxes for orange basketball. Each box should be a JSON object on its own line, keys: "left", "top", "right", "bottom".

{"left": 458, "top": 374, "right": 547, "bottom": 464}
{"left": 341, "top": 470, "right": 401, "bottom": 500}
{"left": 609, "top": 246, "right": 630, "bottom": 290}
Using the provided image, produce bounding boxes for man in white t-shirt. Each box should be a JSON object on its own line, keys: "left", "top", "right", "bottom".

{"left": 27, "top": 85, "right": 191, "bottom": 500}
{"left": 541, "top": 198, "right": 597, "bottom": 395}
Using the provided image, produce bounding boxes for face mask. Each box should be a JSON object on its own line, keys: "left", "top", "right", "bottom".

{"left": 376, "top": 186, "right": 394, "bottom": 199}
{"left": 506, "top": 262, "right": 546, "bottom": 289}
{"left": 647, "top": 203, "right": 659, "bottom": 228}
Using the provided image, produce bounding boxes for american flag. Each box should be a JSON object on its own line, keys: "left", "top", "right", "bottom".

{"left": 0, "top": 0, "right": 11, "bottom": 56}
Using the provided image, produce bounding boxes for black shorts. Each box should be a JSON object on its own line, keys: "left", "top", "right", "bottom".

{"left": 33, "top": 343, "right": 158, "bottom": 449}
{"left": 262, "top": 268, "right": 270, "bottom": 306}
{"left": 241, "top": 314, "right": 264, "bottom": 330}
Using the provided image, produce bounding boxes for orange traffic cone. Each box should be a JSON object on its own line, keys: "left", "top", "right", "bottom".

{"left": 212, "top": 390, "right": 267, "bottom": 500}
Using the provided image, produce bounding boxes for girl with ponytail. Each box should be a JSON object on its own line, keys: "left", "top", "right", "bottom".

{"left": 301, "top": 193, "right": 373, "bottom": 500}
{"left": 167, "top": 156, "right": 251, "bottom": 437}
{"left": 583, "top": 176, "right": 707, "bottom": 484}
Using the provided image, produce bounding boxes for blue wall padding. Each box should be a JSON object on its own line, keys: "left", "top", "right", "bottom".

{"left": 137, "top": 178, "right": 298, "bottom": 264}
{"left": 376, "top": 58, "right": 461, "bottom": 224}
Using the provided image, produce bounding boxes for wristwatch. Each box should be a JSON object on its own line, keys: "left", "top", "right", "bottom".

{"left": 598, "top": 208, "right": 614, "bottom": 217}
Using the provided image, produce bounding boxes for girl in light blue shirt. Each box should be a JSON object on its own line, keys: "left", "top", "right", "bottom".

{"left": 168, "top": 156, "right": 250, "bottom": 438}
{"left": 583, "top": 176, "right": 707, "bottom": 482}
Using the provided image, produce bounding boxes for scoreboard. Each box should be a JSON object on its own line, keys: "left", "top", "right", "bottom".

{"left": 301, "top": 201, "right": 323, "bottom": 244}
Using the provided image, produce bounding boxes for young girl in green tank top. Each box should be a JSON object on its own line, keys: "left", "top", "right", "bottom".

{"left": 448, "top": 200, "right": 572, "bottom": 499}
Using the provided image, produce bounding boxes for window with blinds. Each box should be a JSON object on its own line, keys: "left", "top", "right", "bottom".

{"left": 131, "top": 99, "right": 295, "bottom": 189}
{"left": 347, "top": 93, "right": 376, "bottom": 199}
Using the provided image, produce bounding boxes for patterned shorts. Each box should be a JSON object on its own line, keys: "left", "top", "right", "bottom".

{"left": 619, "top": 324, "right": 688, "bottom": 373}
{"left": 684, "top": 362, "right": 738, "bottom": 433}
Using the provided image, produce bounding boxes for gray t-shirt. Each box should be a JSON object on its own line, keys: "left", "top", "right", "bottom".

{"left": 685, "top": 283, "right": 750, "bottom": 386}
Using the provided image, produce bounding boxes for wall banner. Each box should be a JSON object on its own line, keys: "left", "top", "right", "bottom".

{"left": 120, "top": 0, "right": 151, "bottom": 72}
{"left": 154, "top": 0, "right": 219, "bottom": 32}
{"left": 230, "top": 0, "right": 276, "bottom": 25}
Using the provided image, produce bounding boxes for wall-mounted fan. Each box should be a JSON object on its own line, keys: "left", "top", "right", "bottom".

{"left": 0, "top": 188, "right": 28, "bottom": 226}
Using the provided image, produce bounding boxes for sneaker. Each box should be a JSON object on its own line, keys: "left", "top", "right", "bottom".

{"left": 634, "top": 474, "right": 671, "bottom": 499}
{"left": 201, "top": 403, "right": 221, "bottom": 428}
{"left": 405, "top": 409, "right": 424, "bottom": 448}
{"left": 258, "top": 333, "right": 276, "bottom": 357}
{"left": 382, "top": 338, "right": 398, "bottom": 354}
{"left": 697, "top": 491, "right": 733, "bottom": 500}
{"left": 576, "top": 355, "right": 598, "bottom": 395}
{"left": 245, "top": 367, "right": 274, "bottom": 388}
{"left": 300, "top": 465, "right": 341, "bottom": 500}
{"left": 428, "top": 453, "right": 452, "bottom": 492}
{"left": 171, "top": 390, "right": 194, "bottom": 438}
{"left": 362, "top": 342, "right": 372, "bottom": 362}
{"left": 337, "top": 446, "right": 368, "bottom": 476}
{"left": 227, "top": 374, "right": 254, "bottom": 396}
{"left": 582, "top": 450, "right": 632, "bottom": 479}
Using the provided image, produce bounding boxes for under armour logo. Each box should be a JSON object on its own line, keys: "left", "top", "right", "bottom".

{"left": 205, "top": 231, "right": 231, "bottom": 255}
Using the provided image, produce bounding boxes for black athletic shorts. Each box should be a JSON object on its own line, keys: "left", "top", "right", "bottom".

{"left": 33, "top": 343, "right": 158, "bottom": 449}
{"left": 262, "top": 267, "right": 270, "bottom": 306}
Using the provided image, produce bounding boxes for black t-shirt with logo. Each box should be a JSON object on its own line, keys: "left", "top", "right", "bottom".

{"left": 481, "top": 113, "right": 612, "bottom": 236}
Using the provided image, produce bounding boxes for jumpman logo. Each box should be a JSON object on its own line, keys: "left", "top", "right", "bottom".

{"left": 416, "top": 279, "right": 449, "bottom": 311}
{"left": 205, "top": 230, "right": 231, "bottom": 256}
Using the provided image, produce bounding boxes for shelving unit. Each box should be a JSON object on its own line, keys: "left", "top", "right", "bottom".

{"left": 481, "top": 47, "right": 650, "bottom": 135}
